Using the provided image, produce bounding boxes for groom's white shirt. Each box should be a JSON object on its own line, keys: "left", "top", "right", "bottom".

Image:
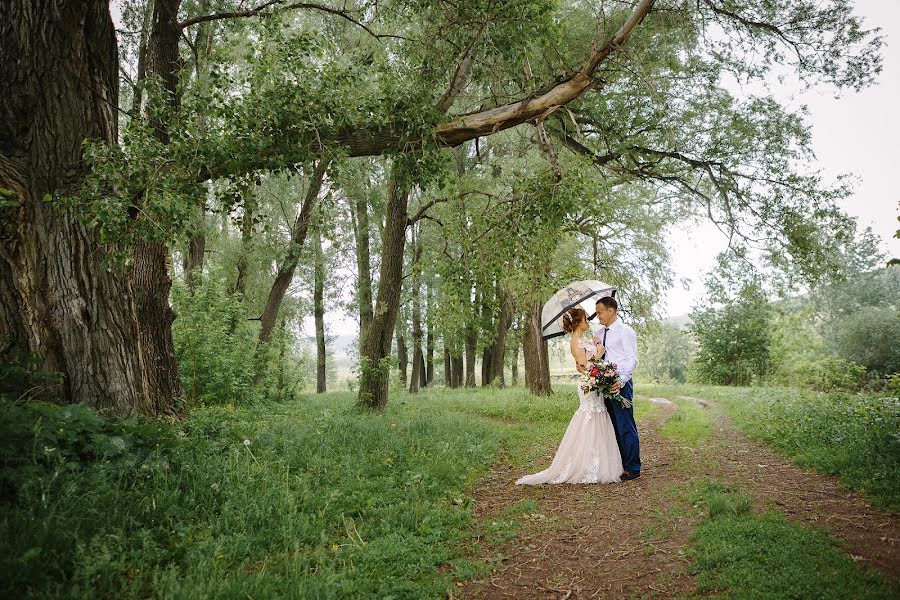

{"left": 594, "top": 317, "right": 638, "bottom": 384}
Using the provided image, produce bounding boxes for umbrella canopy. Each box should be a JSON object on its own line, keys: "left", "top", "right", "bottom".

{"left": 541, "top": 280, "right": 617, "bottom": 340}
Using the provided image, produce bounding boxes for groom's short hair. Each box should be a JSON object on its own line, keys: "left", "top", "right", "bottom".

{"left": 596, "top": 296, "right": 618, "bottom": 312}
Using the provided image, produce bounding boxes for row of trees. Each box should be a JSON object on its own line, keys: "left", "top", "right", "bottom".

{"left": 638, "top": 256, "right": 899, "bottom": 392}
{"left": 0, "top": 0, "right": 885, "bottom": 416}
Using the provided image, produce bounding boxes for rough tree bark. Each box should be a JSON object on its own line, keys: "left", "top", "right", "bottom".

{"left": 257, "top": 161, "right": 327, "bottom": 345}
{"left": 523, "top": 301, "right": 552, "bottom": 395}
{"left": 314, "top": 224, "right": 326, "bottom": 393}
{"left": 134, "top": 0, "right": 185, "bottom": 411}
{"left": 0, "top": 0, "right": 149, "bottom": 414}
{"left": 357, "top": 173, "right": 410, "bottom": 409}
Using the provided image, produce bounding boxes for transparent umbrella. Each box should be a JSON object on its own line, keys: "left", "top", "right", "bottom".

{"left": 541, "top": 280, "right": 617, "bottom": 340}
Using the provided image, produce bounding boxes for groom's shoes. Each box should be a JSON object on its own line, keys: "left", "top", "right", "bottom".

{"left": 620, "top": 471, "right": 641, "bottom": 481}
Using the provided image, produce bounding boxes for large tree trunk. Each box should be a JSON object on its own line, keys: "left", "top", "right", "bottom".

{"left": 351, "top": 187, "right": 374, "bottom": 351}
{"left": 408, "top": 230, "right": 423, "bottom": 394}
{"left": 314, "top": 225, "right": 326, "bottom": 393}
{"left": 257, "top": 161, "right": 327, "bottom": 345}
{"left": 523, "top": 302, "right": 552, "bottom": 396}
{"left": 0, "top": 0, "right": 150, "bottom": 414}
{"left": 358, "top": 173, "right": 410, "bottom": 409}
{"left": 133, "top": 0, "right": 185, "bottom": 412}
{"left": 133, "top": 238, "right": 184, "bottom": 412}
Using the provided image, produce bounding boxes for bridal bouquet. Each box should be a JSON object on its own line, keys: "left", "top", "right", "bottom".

{"left": 580, "top": 359, "right": 632, "bottom": 408}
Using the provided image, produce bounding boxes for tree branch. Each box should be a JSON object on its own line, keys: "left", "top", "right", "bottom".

{"left": 435, "top": 22, "right": 486, "bottom": 114}
{"left": 179, "top": 0, "right": 384, "bottom": 41}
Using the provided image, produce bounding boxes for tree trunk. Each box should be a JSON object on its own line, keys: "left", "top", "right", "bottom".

{"left": 184, "top": 226, "right": 206, "bottom": 292}
{"left": 425, "top": 278, "right": 435, "bottom": 386}
{"left": 510, "top": 327, "right": 520, "bottom": 386}
{"left": 130, "top": 0, "right": 154, "bottom": 117}
{"left": 0, "top": 0, "right": 150, "bottom": 415}
{"left": 257, "top": 161, "right": 327, "bottom": 345}
{"left": 351, "top": 187, "right": 374, "bottom": 351}
{"left": 230, "top": 189, "right": 255, "bottom": 298}
{"left": 523, "top": 302, "right": 552, "bottom": 395}
{"left": 452, "top": 352, "right": 464, "bottom": 388}
{"left": 480, "top": 287, "right": 494, "bottom": 386}
{"left": 133, "top": 238, "right": 184, "bottom": 412}
{"left": 358, "top": 172, "right": 410, "bottom": 409}
{"left": 443, "top": 346, "right": 451, "bottom": 386}
{"left": 464, "top": 292, "right": 479, "bottom": 387}
{"left": 396, "top": 316, "right": 408, "bottom": 389}
{"left": 489, "top": 286, "right": 514, "bottom": 386}
{"left": 409, "top": 230, "right": 423, "bottom": 394}
{"left": 132, "top": 0, "right": 185, "bottom": 413}
{"left": 314, "top": 225, "right": 326, "bottom": 393}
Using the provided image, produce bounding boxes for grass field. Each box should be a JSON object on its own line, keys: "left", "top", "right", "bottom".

{"left": 1, "top": 382, "right": 896, "bottom": 598}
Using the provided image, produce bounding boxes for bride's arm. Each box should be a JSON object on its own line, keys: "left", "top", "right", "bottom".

{"left": 571, "top": 339, "right": 587, "bottom": 373}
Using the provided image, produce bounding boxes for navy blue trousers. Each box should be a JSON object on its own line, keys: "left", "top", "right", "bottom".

{"left": 605, "top": 380, "right": 641, "bottom": 473}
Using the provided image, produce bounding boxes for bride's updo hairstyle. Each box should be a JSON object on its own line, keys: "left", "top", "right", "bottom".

{"left": 562, "top": 307, "right": 587, "bottom": 334}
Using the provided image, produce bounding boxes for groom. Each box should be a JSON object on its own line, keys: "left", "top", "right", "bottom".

{"left": 593, "top": 296, "right": 641, "bottom": 481}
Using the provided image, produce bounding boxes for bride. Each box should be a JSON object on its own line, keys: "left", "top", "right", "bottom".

{"left": 516, "top": 307, "right": 623, "bottom": 485}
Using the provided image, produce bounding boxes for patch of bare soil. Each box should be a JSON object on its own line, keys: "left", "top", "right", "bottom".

{"left": 457, "top": 403, "right": 698, "bottom": 600}
{"left": 703, "top": 411, "right": 900, "bottom": 579}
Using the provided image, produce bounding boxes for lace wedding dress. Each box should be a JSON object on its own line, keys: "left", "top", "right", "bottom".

{"left": 516, "top": 340, "right": 623, "bottom": 485}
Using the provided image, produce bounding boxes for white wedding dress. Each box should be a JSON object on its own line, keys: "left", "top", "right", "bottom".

{"left": 516, "top": 340, "right": 623, "bottom": 485}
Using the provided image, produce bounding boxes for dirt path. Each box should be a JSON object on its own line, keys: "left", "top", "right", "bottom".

{"left": 458, "top": 402, "right": 697, "bottom": 599}
{"left": 456, "top": 396, "right": 899, "bottom": 599}
{"left": 703, "top": 412, "right": 899, "bottom": 578}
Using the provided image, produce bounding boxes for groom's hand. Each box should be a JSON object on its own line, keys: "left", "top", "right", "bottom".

{"left": 611, "top": 380, "right": 622, "bottom": 393}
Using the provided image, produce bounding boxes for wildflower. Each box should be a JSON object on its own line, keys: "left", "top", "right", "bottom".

{"left": 243, "top": 439, "right": 251, "bottom": 447}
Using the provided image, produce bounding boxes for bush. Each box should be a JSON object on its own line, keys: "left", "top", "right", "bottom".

{"left": 689, "top": 283, "right": 772, "bottom": 386}
{"left": 794, "top": 355, "right": 868, "bottom": 392}
{"left": 172, "top": 276, "right": 309, "bottom": 406}
{"left": 831, "top": 308, "right": 900, "bottom": 376}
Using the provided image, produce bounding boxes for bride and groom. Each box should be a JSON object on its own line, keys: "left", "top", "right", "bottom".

{"left": 516, "top": 296, "right": 641, "bottom": 485}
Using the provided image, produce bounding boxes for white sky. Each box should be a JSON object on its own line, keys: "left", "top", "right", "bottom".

{"left": 663, "top": 0, "right": 899, "bottom": 317}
